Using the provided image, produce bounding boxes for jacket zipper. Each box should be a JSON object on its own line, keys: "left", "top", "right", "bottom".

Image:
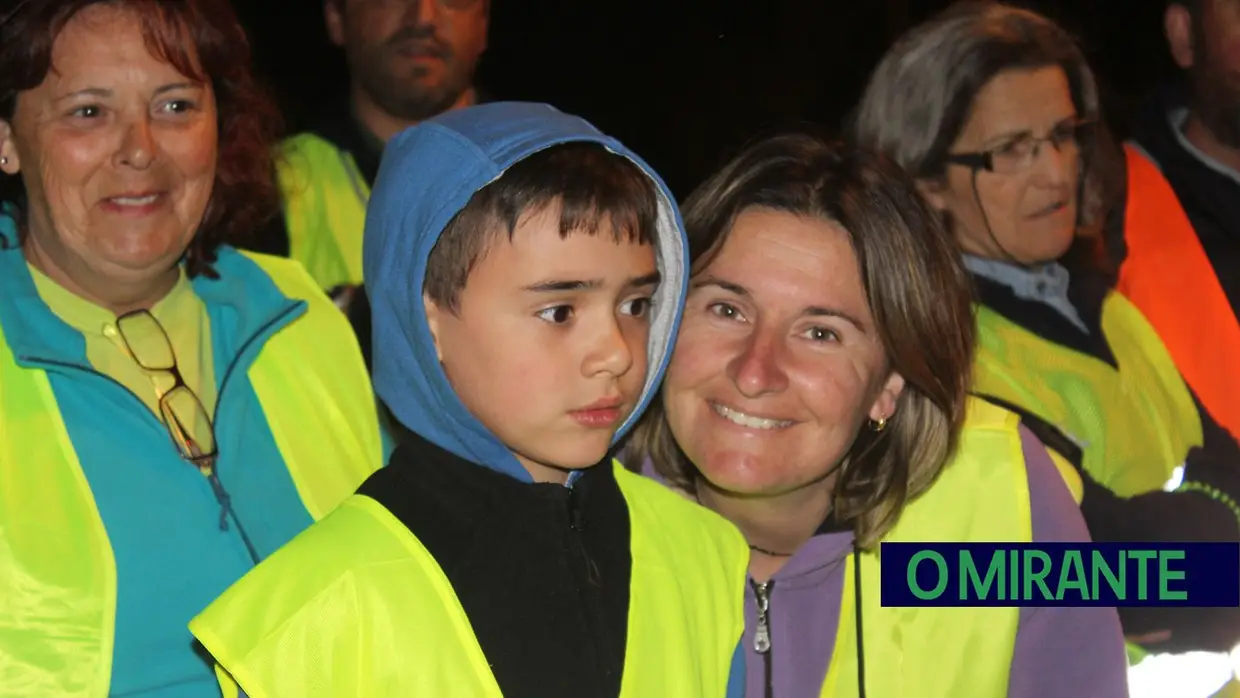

{"left": 752, "top": 579, "right": 774, "bottom": 698}
{"left": 23, "top": 355, "right": 269, "bottom": 565}
{"left": 563, "top": 484, "right": 608, "bottom": 693}
{"left": 181, "top": 303, "right": 299, "bottom": 564}
{"left": 208, "top": 303, "right": 300, "bottom": 427}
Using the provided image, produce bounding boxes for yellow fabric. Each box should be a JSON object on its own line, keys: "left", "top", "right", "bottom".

{"left": 244, "top": 253, "right": 384, "bottom": 519}
{"left": 615, "top": 465, "right": 749, "bottom": 697}
{"left": 28, "top": 264, "right": 217, "bottom": 416}
{"left": 214, "top": 665, "right": 239, "bottom": 698}
{"left": 0, "top": 251, "right": 382, "bottom": 698}
{"left": 1213, "top": 679, "right": 1240, "bottom": 698}
{"left": 976, "top": 292, "right": 1210, "bottom": 678}
{"left": 821, "top": 397, "right": 1030, "bottom": 698}
{"left": 973, "top": 292, "right": 1202, "bottom": 497}
{"left": 190, "top": 461, "right": 749, "bottom": 698}
{"left": 0, "top": 320, "right": 116, "bottom": 697}
{"left": 277, "top": 133, "right": 370, "bottom": 291}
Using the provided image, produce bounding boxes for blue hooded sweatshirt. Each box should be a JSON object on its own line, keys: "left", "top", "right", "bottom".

{"left": 364, "top": 101, "right": 686, "bottom": 479}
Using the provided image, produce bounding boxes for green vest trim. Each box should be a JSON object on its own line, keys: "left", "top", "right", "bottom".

{"left": 822, "top": 397, "right": 1030, "bottom": 697}
{"left": 972, "top": 292, "right": 1201, "bottom": 497}
{"left": 0, "top": 253, "right": 382, "bottom": 697}
{"left": 190, "top": 462, "right": 749, "bottom": 697}
{"left": 277, "top": 133, "right": 370, "bottom": 291}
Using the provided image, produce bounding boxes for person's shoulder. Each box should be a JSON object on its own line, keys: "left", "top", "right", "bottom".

{"left": 625, "top": 455, "right": 697, "bottom": 502}
{"left": 191, "top": 495, "right": 423, "bottom": 652}
{"left": 952, "top": 397, "right": 1026, "bottom": 467}
{"left": 614, "top": 459, "right": 700, "bottom": 511}
{"left": 213, "top": 494, "right": 414, "bottom": 606}
{"left": 612, "top": 462, "right": 749, "bottom": 600}
{"left": 957, "top": 402, "right": 1088, "bottom": 541}
{"left": 961, "top": 395, "right": 1022, "bottom": 433}
{"left": 277, "top": 131, "right": 344, "bottom": 160}
{"left": 271, "top": 131, "right": 353, "bottom": 194}
{"left": 226, "top": 247, "right": 340, "bottom": 310}
{"left": 191, "top": 494, "right": 454, "bottom": 695}
{"left": 612, "top": 461, "right": 747, "bottom": 554}
{"left": 1017, "top": 426, "right": 1091, "bottom": 543}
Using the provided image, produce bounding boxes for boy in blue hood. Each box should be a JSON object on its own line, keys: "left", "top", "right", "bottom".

{"left": 189, "top": 103, "right": 748, "bottom": 697}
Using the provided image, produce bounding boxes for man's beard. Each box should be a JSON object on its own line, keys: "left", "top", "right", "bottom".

{"left": 353, "top": 39, "right": 476, "bottom": 124}
{"left": 1189, "top": 59, "right": 1240, "bottom": 150}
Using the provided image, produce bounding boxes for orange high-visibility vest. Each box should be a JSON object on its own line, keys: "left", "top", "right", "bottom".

{"left": 1118, "top": 142, "right": 1240, "bottom": 441}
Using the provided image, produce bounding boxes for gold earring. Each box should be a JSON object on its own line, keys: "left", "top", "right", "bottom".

{"left": 869, "top": 416, "right": 888, "bottom": 432}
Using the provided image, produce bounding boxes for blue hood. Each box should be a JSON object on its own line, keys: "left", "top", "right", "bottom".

{"left": 364, "top": 102, "right": 688, "bottom": 483}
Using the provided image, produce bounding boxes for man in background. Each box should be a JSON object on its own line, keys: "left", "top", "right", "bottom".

{"left": 1128, "top": 0, "right": 1240, "bottom": 314}
{"left": 251, "top": 0, "right": 489, "bottom": 365}
{"left": 1108, "top": 0, "right": 1240, "bottom": 445}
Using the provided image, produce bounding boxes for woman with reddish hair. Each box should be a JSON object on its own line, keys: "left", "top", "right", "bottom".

{"left": 0, "top": 2, "right": 384, "bottom": 696}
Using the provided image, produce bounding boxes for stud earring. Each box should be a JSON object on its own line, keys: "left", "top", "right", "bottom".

{"left": 869, "top": 416, "right": 888, "bottom": 432}
{"left": 0, "top": 156, "right": 7, "bottom": 165}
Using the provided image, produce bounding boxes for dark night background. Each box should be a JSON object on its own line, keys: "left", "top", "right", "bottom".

{"left": 235, "top": 0, "right": 1175, "bottom": 198}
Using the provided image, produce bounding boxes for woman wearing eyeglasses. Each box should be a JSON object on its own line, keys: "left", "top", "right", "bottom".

{"left": 0, "top": 1, "right": 384, "bottom": 697}
{"left": 855, "top": 3, "right": 1240, "bottom": 693}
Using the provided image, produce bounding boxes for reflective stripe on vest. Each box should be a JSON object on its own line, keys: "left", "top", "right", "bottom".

{"left": 0, "top": 253, "right": 382, "bottom": 697}
{"left": 973, "top": 293, "right": 1201, "bottom": 497}
{"left": 277, "top": 133, "right": 370, "bottom": 291}
{"left": 821, "top": 397, "right": 1028, "bottom": 697}
{"left": 1118, "top": 142, "right": 1240, "bottom": 442}
{"left": 189, "top": 462, "right": 749, "bottom": 698}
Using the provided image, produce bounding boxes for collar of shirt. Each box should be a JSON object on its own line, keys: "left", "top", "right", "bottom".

{"left": 1167, "top": 106, "right": 1240, "bottom": 187}
{"left": 962, "top": 254, "right": 1089, "bottom": 334}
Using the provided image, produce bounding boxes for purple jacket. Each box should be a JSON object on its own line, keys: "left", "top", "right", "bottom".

{"left": 642, "top": 426, "right": 1130, "bottom": 697}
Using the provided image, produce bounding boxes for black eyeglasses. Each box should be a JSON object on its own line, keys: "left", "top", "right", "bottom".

{"left": 115, "top": 309, "right": 218, "bottom": 474}
{"left": 945, "top": 119, "right": 1095, "bottom": 174}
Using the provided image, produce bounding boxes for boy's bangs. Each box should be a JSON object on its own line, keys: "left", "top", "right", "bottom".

{"left": 503, "top": 143, "right": 660, "bottom": 246}
{"left": 553, "top": 192, "right": 658, "bottom": 247}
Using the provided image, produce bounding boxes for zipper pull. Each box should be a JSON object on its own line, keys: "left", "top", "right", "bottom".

{"left": 753, "top": 581, "right": 773, "bottom": 653}
{"left": 205, "top": 471, "right": 232, "bottom": 532}
{"left": 568, "top": 485, "right": 585, "bottom": 532}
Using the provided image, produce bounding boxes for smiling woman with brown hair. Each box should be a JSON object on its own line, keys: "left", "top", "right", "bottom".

{"left": 629, "top": 133, "right": 1128, "bottom": 697}
{"left": 0, "top": 2, "right": 383, "bottom": 695}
